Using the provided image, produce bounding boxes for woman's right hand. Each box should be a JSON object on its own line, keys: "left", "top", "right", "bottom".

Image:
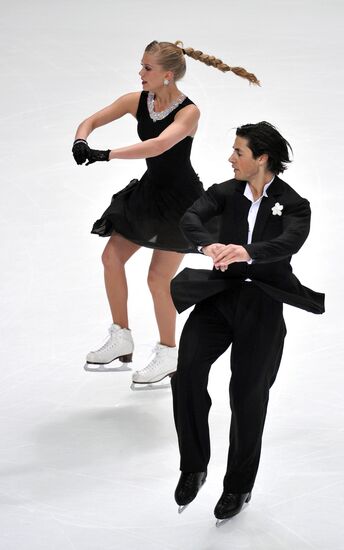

{"left": 72, "top": 139, "right": 90, "bottom": 165}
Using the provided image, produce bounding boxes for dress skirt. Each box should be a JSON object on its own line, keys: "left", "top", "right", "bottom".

{"left": 91, "top": 171, "right": 205, "bottom": 253}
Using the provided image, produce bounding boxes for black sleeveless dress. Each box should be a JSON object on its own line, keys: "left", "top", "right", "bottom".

{"left": 91, "top": 91, "right": 204, "bottom": 252}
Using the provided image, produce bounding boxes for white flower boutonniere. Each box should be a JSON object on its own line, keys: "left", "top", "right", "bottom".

{"left": 271, "top": 202, "right": 284, "bottom": 216}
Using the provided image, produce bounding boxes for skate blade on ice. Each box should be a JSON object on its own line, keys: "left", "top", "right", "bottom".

{"left": 130, "top": 380, "right": 171, "bottom": 391}
{"left": 216, "top": 518, "right": 230, "bottom": 528}
{"left": 84, "top": 362, "right": 132, "bottom": 372}
{"left": 178, "top": 504, "right": 189, "bottom": 514}
{"left": 216, "top": 517, "right": 239, "bottom": 527}
{"left": 131, "top": 371, "right": 174, "bottom": 391}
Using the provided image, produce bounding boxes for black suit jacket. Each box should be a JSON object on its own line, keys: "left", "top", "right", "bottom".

{"left": 171, "top": 177, "right": 325, "bottom": 314}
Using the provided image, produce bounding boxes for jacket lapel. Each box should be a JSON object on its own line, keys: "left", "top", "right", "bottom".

{"left": 251, "top": 177, "right": 284, "bottom": 242}
{"left": 234, "top": 181, "right": 251, "bottom": 244}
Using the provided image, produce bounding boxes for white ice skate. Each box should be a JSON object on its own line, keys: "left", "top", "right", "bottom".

{"left": 84, "top": 323, "right": 134, "bottom": 372}
{"left": 130, "top": 343, "right": 177, "bottom": 390}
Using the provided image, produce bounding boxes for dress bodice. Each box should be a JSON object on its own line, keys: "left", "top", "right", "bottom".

{"left": 136, "top": 91, "right": 195, "bottom": 177}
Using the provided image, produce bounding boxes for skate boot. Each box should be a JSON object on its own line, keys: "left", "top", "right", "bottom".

{"left": 84, "top": 323, "right": 134, "bottom": 372}
{"left": 131, "top": 343, "right": 177, "bottom": 390}
{"left": 175, "top": 472, "right": 207, "bottom": 513}
{"left": 214, "top": 491, "right": 252, "bottom": 527}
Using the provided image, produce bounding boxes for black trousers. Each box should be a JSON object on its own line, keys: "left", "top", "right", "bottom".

{"left": 171, "top": 283, "right": 286, "bottom": 493}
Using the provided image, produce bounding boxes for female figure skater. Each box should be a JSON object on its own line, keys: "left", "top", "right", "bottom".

{"left": 72, "top": 40, "right": 259, "bottom": 386}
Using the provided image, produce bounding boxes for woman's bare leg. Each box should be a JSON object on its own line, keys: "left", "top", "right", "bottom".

{"left": 147, "top": 250, "right": 184, "bottom": 347}
{"left": 102, "top": 234, "right": 140, "bottom": 328}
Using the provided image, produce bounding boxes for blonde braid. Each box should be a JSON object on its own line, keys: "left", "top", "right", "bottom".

{"left": 175, "top": 42, "right": 260, "bottom": 85}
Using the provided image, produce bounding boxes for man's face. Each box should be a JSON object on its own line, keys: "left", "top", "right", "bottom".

{"left": 229, "top": 136, "right": 263, "bottom": 181}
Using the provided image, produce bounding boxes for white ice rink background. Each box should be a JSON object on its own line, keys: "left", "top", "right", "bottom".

{"left": 0, "top": 1, "right": 343, "bottom": 548}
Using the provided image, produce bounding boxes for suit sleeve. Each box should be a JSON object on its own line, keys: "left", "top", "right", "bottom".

{"left": 180, "top": 184, "right": 224, "bottom": 250}
{"left": 244, "top": 198, "right": 311, "bottom": 263}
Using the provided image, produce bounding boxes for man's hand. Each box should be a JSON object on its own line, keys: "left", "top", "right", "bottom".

{"left": 202, "top": 244, "right": 229, "bottom": 272}
{"left": 202, "top": 243, "right": 227, "bottom": 260}
{"left": 213, "top": 244, "right": 251, "bottom": 270}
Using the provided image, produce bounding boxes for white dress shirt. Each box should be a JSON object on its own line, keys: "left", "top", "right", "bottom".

{"left": 244, "top": 177, "right": 274, "bottom": 261}
{"left": 244, "top": 177, "right": 274, "bottom": 279}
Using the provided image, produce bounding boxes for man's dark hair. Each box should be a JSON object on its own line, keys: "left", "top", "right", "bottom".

{"left": 236, "top": 121, "right": 293, "bottom": 174}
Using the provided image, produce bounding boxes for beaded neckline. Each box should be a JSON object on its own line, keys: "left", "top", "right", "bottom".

{"left": 147, "top": 91, "right": 187, "bottom": 122}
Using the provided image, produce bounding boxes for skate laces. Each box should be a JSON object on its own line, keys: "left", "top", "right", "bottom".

{"left": 93, "top": 326, "right": 120, "bottom": 353}
{"left": 140, "top": 345, "right": 163, "bottom": 373}
{"left": 221, "top": 492, "right": 236, "bottom": 504}
{"left": 182, "top": 473, "right": 202, "bottom": 490}
{"left": 184, "top": 475, "right": 196, "bottom": 488}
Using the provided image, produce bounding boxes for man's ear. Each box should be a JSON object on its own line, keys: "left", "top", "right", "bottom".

{"left": 258, "top": 153, "right": 269, "bottom": 167}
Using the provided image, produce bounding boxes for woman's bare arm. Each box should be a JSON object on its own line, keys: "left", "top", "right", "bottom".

{"left": 108, "top": 104, "right": 200, "bottom": 160}
{"left": 74, "top": 92, "right": 141, "bottom": 140}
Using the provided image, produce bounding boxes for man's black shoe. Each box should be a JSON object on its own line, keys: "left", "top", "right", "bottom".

{"left": 214, "top": 491, "right": 251, "bottom": 521}
{"left": 174, "top": 472, "right": 207, "bottom": 507}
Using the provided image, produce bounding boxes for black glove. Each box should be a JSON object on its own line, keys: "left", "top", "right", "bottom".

{"left": 72, "top": 139, "right": 90, "bottom": 165}
{"left": 85, "top": 148, "right": 111, "bottom": 165}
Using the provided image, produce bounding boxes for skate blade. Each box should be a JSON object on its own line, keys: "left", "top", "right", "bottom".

{"left": 178, "top": 504, "right": 189, "bottom": 514}
{"left": 216, "top": 518, "right": 229, "bottom": 528}
{"left": 84, "top": 362, "right": 132, "bottom": 372}
{"left": 130, "top": 380, "right": 171, "bottom": 391}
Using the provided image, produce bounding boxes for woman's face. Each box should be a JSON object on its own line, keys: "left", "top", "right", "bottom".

{"left": 139, "top": 52, "right": 170, "bottom": 92}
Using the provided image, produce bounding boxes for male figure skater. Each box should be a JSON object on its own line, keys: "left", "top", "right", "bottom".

{"left": 170, "top": 122, "right": 325, "bottom": 522}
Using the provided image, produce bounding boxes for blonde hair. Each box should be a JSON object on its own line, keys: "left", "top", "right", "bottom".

{"left": 145, "top": 40, "right": 260, "bottom": 86}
